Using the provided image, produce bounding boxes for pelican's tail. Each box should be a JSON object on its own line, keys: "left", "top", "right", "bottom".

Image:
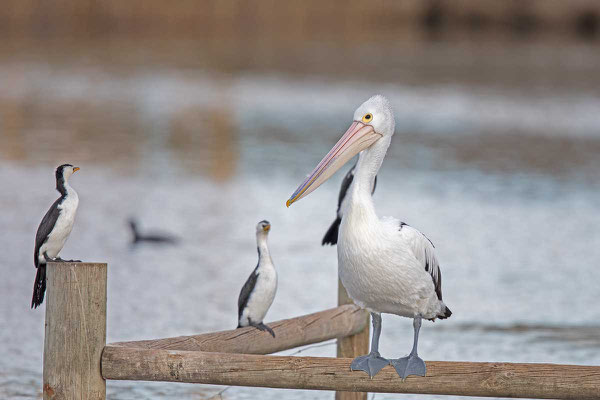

{"left": 438, "top": 304, "right": 452, "bottom": 320}
{"left": 31, "top": 264, "right": 46, "bottom": 309}
{"left": 322, "top": 217, "right": 341, "bottom": 246}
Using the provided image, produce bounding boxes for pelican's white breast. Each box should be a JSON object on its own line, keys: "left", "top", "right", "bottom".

{"left": 338, "top": 210, "right": 441, "bottom": 319}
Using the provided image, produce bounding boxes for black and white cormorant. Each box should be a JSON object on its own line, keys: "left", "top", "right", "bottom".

{"left": 31, "top": 164, "right": 81, "bottom": 309}
{"left": 237, "top": 220, "right": 277, "bottom": 337}
{"left": 128, "top": 218, "right": 178, "bottom": 246}
{"left": 322, "top": 163, "right": 377, "bottom": 245}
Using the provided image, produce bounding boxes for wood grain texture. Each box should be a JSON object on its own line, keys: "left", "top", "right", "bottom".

{"left": 102, "top": 348, "right": 600, "bottom": 399}
{"left": 336, "top": 279, "right": 369, "bottom": 400}
{"left": 110, "top": 304, "right": 367, "bottom": 355}
{"left": 43, "top": 262, "right": 107, "bottom": 400}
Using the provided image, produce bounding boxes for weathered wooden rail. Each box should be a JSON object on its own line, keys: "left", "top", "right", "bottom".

{"left": 42, "top": 262, "right": 600, "bottom": 400}
{"left": 102, "top": 349, "right": 600, "bottom": 399}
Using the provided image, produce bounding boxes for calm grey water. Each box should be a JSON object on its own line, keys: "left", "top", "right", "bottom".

{"left": 1, "top": 55, "right": 600, "bottom": 399}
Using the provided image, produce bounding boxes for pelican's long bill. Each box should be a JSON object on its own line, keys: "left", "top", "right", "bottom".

{"left": 286, "top": 121, "right": 381, "bottom": 207}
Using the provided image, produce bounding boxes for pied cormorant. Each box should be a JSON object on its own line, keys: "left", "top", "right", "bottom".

{"left": 237, "top": 220, "right": 277, "bottom": 337}
{"left": 31, "top": 164, "right": 81, "bottom": 309}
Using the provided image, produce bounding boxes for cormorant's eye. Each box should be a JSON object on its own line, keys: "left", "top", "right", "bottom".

{"left": 362, "top": 113, "right": 373, "bottom": 123}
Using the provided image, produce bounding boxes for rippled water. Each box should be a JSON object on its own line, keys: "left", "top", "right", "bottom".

{"left": 1, "top": 45, "right": 600, "bottom": 399}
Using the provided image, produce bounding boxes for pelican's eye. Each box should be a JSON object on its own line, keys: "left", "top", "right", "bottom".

{"left": 362, "top": 113, "right": 373, "bottom": 123}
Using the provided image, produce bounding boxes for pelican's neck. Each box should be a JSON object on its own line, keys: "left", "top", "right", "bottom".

{"left": 256, "top": 233, "right": 272, "bottom": 264}
{"left": 349, "top": 136, "right": 390, "bottom": 204}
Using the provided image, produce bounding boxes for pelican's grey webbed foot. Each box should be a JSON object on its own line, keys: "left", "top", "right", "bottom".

{"left": 390, "top": 353, "right": 426, "bottom": 380}
{"left": 390, "top": 315, "right": 426, "bottom": 379}
{"left": 254, "top": 323, "right": 275, "bottom": 338}
{"left": 351, "top": 352, "right": 390, "bottom": 378}
{"left": 351, "top": 312, "right": 389, "bottom": 378}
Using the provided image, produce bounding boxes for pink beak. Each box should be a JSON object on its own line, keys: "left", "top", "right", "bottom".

{"left": 287, "top": 121, "right": 381, "bottom": 207}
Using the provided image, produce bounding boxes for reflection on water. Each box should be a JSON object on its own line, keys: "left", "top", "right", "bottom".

{"left": 169, "top": 103, "right": 238, "bottom": 181}
{"left": 1, "top": 42, "right": 600, "bottom": 399}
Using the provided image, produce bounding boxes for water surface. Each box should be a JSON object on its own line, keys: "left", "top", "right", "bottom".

{"left": 1, "top": 44, "right": 599, "bottom": 399}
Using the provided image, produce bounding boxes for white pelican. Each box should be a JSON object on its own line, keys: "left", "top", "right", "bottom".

{"left": 237, "top": 220, "right": 277, "bottom": 337}
{"left": 322, "top": 163, "right": 377, "bottom": 246}
{"left": 287, "top": 95, "right": 451, "bottom": 378}
{"left": 32, "top": 164, "right": 81, "bottom": 308}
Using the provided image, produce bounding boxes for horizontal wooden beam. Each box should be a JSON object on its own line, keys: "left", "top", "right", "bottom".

{"left": 110, "top": 305, "right": 367, "bottom": 354}
{"left": 102, "top": 348, "right": 600, "bottom": 399}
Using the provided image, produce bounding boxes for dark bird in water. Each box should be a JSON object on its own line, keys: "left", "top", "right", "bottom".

{"left": 32, "top": 164, "right": 81, "bottom": 309}
{"left": 237, "top": 220, "right": 277, "bottom": 337}
{"left": 322, "top": 163, "right": 377, "bottom": 246}
{"left": 128, "top": 219, "right": 178, "bottom": 245}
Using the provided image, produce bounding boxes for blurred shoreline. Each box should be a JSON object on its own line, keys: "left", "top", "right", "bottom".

{"left": 2, "top": 0, "right": 600, "bottom": 42}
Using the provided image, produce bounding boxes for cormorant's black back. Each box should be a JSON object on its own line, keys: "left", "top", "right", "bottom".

{"left": 34, "top": 197, "right": 63, "bottom": 268}
{"left": 32, "top": 196, "right": 63, "bottom": 308}
{"left": 237, "top": 265, "right": 259, "bottom": 325}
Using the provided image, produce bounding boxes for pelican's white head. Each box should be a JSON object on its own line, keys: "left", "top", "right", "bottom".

{"left": 353, "top": 95, "right": 395, "bottom": 138}
{"left": 287, "top": 95, "right": 395, "bottom": 207}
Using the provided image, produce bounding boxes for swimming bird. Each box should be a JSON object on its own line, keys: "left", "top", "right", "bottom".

{"left": 237, "top": 220, "right": 277, "bottom": 337}
{"left": 128, "top": 218, "right": 178, "bottom": 246}
{"left": 32, "top": 164, "right": 81, "bottom": 309}
{"left": 322, "top": 163, "right": 377, "bottom": 246}
{"left": 287, "top": 95, "right": 451, "bottom": 379}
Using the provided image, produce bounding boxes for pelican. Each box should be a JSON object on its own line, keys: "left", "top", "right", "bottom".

{"left": 287, "top": 95, "right": 451, "bottom": 379}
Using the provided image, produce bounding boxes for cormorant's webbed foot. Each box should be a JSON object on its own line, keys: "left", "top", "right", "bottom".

{"left": 254, "top": 322, "right": 275, "bottom": 338}
{"left": 54, "top": 256, "right": 82, "bottom": 262}
{"left": 390, "top": 353, "right": 426, "bottom": 380}
{"left": 350, "top": 351, "right": 390, "bottom": 378}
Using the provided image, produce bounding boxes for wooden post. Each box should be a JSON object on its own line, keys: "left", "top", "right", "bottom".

{"left": 43, "top": 262, "right": 107, "bottom": 400}
{"left": 336, "top": 279, "right": 369, "bottom": 400}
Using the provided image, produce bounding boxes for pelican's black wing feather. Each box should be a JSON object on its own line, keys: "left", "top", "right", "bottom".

{"left": 322, "top": 163, "right": 377, "bottom": 246}
{"left": 335, "top": 165, "right": 356, "bottom": 212}
{"left": 34, "top": 197, "right": 62, "bottom": 267}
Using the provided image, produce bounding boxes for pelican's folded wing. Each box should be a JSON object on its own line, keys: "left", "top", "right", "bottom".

{"left": 398, "top": 222, "right": 443, "bottom": 301}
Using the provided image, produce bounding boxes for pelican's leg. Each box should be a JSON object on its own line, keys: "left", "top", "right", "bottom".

{"left": 350, "top": 312, "right": 390, "bottom": 378}
{"left": 390, "top": 315, "right": 426, "bottom": 380}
